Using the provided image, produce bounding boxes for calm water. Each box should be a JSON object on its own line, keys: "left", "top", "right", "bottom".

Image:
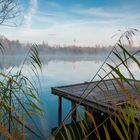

{"left": 30, "top": 59, "right": 105, "bottom": 138}
{"left": 0, "top": 55, "right": 140, "bottom": 139}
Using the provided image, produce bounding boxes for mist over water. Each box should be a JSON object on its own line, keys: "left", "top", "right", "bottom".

{"left": 0, "top": 54, "right": 140, "bottom": 138}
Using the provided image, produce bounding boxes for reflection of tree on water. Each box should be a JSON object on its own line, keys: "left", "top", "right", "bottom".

{"left": 0, "top": 54, "right": 139, "bottom": 73}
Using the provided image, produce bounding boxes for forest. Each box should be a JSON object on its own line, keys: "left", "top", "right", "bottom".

{"left": 1, "top": 35, "right": 139, "bottom": 55}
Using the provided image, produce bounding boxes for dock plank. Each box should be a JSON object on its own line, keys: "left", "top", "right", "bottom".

{"left": 52, "top": 79, "right": 140, "bottom": 115}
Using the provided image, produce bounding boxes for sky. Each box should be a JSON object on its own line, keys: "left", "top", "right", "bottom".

{"left": 0, "top": 0, "right": 140, "bottom": 46}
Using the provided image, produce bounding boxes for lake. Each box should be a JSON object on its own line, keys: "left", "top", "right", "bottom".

{"left": 0, "top": 54, "right": 139, "bottom": 139}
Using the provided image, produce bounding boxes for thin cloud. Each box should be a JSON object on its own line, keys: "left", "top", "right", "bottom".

{"left": 30, "top": 3, "right": 140, "bottom": 29}
{"left": 0, "top": 1, "right": 140, "bottom": 46}
{"left": 73, "top": 5, "right": 140, "bottom": 19}
{"left": 24, "top": 0, "right": 38, "bottom": 28}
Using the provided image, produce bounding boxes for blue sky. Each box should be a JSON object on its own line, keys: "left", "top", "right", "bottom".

{"left": 1, "top": 0, "right": 140, "bottom": 46}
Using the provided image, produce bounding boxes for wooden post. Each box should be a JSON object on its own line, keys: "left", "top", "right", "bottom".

{"left": 85, "top": 106, "right": 88, "bottom": 121}
{"left": 58, "top": 96, "right": 62, "bottom": 125}
{"left": 71, "top": 101, "right": 77, "bottom": 123}
{"left": 130, "top": 122, "right": 134, "bottom": 140}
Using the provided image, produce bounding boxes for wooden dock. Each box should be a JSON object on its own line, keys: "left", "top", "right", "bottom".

{"left": 52, "top": 78, "right": 140, "bottom": 124}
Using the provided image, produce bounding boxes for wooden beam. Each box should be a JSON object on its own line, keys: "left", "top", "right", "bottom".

{"left": 58, "top": 96, "right": 62, "bottom": 125}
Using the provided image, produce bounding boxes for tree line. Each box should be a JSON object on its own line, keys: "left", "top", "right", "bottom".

{"left": 0, "top": 35, "right": 139, "bottom": 55}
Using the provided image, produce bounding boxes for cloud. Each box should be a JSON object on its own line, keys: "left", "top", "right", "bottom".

{"left": 24, "top": 0, "right": 38, "bottom": 28}
{"left": 3, "top": 23, "right": 118, "bottom": 46}
{"left": 1, "top": 18, "right": 140, "bottom": 46}
{"left": 73, "top": 5, "right": 140, "bottom": 20}
{"left": 29, "top": 2, "right": 140, "bottom": 30}
{"left": 76, "top": 8, "right": 123, "bottom": 19}
{"left": 0, "top": 1, "right": 140, "bottom": 46}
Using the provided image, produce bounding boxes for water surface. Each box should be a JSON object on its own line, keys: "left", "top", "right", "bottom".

{"left": 0, "top": 54, "right": 139, "bottom": 139}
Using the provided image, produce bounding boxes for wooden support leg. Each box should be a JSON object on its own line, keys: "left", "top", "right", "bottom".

{"left": 71, "top": 101, "right": 77, "bottom": 123}
{"left": 85, "top": 106, "right": 88, "bottom": 121}
{"left": 58, "top": 96, "right": 62, "bottom": 125}
{"left": 130, "top": 123, "right": 134, "bottom": 139}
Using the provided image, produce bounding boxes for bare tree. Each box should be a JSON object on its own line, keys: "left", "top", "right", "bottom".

{"left": 0, "top": 0, "right": 22, "bottom": 26}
